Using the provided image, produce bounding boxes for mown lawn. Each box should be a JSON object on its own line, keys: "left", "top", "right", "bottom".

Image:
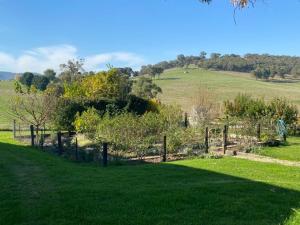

{"left": 0, "top": 131, "right": 300, "bottom": 225}
{"left": 257, "top": 137, "right": 300, "bottom": 162}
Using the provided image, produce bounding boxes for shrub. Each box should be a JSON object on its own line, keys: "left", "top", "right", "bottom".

{"left": 52, "top": 95, "right": 153, "bottom": 131}
{"left": 74, "top": 107, "right": 101, "bottom": 139}
{"left": 224, "top": 94, "right": 298, "bottom": 125}
{"left": 96, "top": 105, "right": 184, "bottom": 157}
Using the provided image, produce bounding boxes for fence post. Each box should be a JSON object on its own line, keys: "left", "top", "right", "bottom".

{"left": 184, "top": 113, "right": 188, "bottom": 128}
{"left": 30, "top": 125, "right": 34, "bottom": 147}
{"left": 223, "top": 125, "right": 228, "bottom": 154}
{"left": 102, "top": 142, "right": 108, "bottom": 167}
{"left": 75, "top": 137, "right": 78, "bottom": 161}
{"left": 205, "top": 127, "right": 209, "bottom": 153}
{"left": 162, "top": 135, "right": 167, "bottom": 162}
{"left": 57, "top": 131, "right": 62, "bottom": 155}
{"left": 283, "top": 133, "right": 287, "bottom": 142}
{"left": 13, "top": 120, "right": 16, "bottom": 139}
{"left": 257, "top": 123, "right": 261, "bottom": 141}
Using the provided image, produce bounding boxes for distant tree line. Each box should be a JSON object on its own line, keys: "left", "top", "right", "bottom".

{"left": 140, "top": 52, "right": 300, "bottom": 80}
{"left": 17, "top": 61, "right": 140, "bottom": 91}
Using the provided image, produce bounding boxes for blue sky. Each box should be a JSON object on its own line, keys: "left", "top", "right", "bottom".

{"left": 0, "top": 0, "right": 300, "bottom": 72}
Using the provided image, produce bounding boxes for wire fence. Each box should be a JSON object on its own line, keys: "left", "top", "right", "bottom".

{"left": 8, "top": 116, "right": 300, "bottom": 166}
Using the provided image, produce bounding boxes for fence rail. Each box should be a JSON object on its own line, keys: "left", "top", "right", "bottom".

{"left": 9, "top": 117, "right": 296, "bottom": 166}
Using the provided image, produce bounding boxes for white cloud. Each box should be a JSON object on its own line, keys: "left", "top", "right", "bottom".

{"left": 0, "top": 44, "right": 145, "bottom": 73}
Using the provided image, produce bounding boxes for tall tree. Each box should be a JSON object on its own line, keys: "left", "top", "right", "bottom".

{"left": 44, "top": 69, "right": 56, "bottom": 81}
{"left": 59, "top": 59, "right": 85, "bottom": 83}
{"left": 19, "top": 72, "right": 34, "bottom": 87}
{"left": 32, "top": 75, "right": 50, "bottom": 91}
{"left": 132, "top": 77, "right": 162, "bottom": 99}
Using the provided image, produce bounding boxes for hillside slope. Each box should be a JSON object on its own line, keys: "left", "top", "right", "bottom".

{"left": 155, "top": 68, "right": 300, "bottom": 111}
{"left": 0, "top": 81, "right": 15, "bottom": 129}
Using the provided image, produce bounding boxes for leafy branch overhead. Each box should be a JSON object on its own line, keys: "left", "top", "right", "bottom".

{"left": 200, "top": 0, "right": 255, "bottom": 8}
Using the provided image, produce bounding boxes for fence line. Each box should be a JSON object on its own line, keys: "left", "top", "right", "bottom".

{"left": 9, "top": 116, "right": 294, "bottom": 166}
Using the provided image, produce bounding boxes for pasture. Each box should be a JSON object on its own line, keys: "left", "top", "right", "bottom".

{"left": 0, "top": 81, "right": 14, "bottom": 129}
{"left": 0, "top": 132, "right": 300, "bottom": 225}
{"left": 155, "top": 68, "right": 300, "bottom": 110}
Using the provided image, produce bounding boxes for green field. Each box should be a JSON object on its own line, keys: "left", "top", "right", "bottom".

{"left": 155, "top": 68, "right": 300, "bottom": 111}
{"left": 1, "top": 132, "right": 300, "bottom": 225}
{"left": 0, "top": 81, "right": 14, "bottom": 129}
{"left": 257, "top": 137, "right": 300, "bottom": 162}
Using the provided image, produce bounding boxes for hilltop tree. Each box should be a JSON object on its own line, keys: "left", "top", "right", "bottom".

{"left": 177, "top": 54, "right": 186, "bottom": 68}
{"left": 291, "top": 65, "right": 300, "bottom": 77}
{"left": 200, "top": 51, "right": 207, "bottom": 60}
{"left": 151, "top": 66, "right": 164, "bottom": 79}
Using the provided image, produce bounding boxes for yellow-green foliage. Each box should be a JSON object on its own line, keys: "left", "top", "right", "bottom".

{"left": 63, "top": 68, "right": 130, "bottom": 100}
{"left": 74, "top": 107, "right": 101, "bottom": 139}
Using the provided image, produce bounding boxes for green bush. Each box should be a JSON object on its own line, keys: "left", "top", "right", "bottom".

{"left": 52, "top": 96, "right": 154, "bottom": 131}
{"left": 224, "top": 94, "right": 297, "bottom": 125}
{"left": 96, "top": 105, "right": 185, "bottom": 157}
{"left": 74, "top": 107, "right": 101, "bottom": 139}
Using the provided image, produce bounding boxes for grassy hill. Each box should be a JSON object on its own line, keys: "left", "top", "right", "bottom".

{"left": 155, "top": 68, "right": 300, "bottom": 111}
{"left": 0, "top": 80, "right": 15, "bottom": 129}
{"left": 2, "top": 69, "right": 300, "bottom": 128}
{"left": 1, "top": 132, "right": 300, "bottom": 225}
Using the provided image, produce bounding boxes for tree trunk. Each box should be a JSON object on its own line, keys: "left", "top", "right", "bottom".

{"left": 35, "top": 125, "right": 39, "bottom": 146}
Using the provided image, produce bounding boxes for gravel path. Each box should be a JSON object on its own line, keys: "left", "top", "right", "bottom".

{"left": 235, "top": 152, "right": 300, "bottom": 167}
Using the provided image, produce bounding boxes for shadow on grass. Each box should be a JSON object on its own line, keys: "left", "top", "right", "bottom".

{"left": 266, "top": 79, "right": 300, "bottom": 84}
{"left": 0, "top": 141, "right": 300, "bottom": 225}
{"left": 156, "top": 77, "right": 180, "bottom": 81}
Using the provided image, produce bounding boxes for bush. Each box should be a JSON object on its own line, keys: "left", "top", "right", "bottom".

{"left": 224, "top": 94, "right": 297, "bottom": 125}
{"left": 74, "top": 107, "right": 101, "bottom": 139}
{"left": 96, "top": 105, "right": 184, "bottom": 157}
{"left": 52, "top": 95, "right": 154, "bottom": 131}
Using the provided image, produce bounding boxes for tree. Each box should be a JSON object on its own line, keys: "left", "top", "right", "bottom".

{"left": 59, "top": 59, "right": 85, "bottom": 83}
{"left": 19, "top": 72, "right": 34, "bottom": 87}
{"left": 132, "top": 77, "right": 162, "bottom": 99}
{"left": 210, "top": 53, "right": 221, "bottom": 60}
{"left": 252, "top": 66, "right": 271, "bottom": 80}
{"left": 116, "top": 67, "right": 137, "bottom": 77}
{"left": 151, "top": 66, "right": 164, "bottom": 79}
{"left": 64, "top": 68, "right": 132, "bottom": 100}
{"left": 291, "top": 65, "right": 300, "bottom": 77}
{"left": 32, "top": 75, "right": 50, "bottom": 91}
{"left": 10, "top": 85, "right": 57, "bottom": 144}
{"left": 200, "top": 0, "right": 254, "bottom": 8}
{"left": 44, "top": 69, "right": 56, "bottom": 81}
{"left": 200, "top": 51, "right": 207, "bottom": 60}
{"left": 177, "top": 54, "right": 186, "bottom": 68}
